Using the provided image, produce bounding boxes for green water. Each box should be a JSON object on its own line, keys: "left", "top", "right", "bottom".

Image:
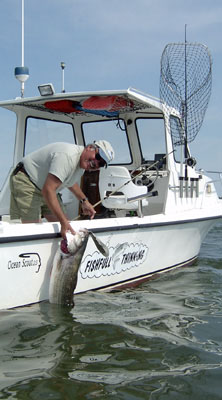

{"left": 1, "top": 223, "right": 222, "bottom": 399}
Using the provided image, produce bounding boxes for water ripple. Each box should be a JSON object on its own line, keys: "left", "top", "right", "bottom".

{"left": 1, "top": 223, "right": 222, "bottom": 399}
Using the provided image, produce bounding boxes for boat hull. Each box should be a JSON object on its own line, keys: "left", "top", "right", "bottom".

{"left": 0, "top": 215, "right": 219, "bottom": 310}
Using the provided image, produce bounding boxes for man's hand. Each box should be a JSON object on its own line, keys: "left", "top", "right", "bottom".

{"left": 81, "top": 200, "right": 96, "bottom": 219}
{"left": 68, "top": 183, "right": 96, "bottom": 219}
{"left": 60, "top": 220, "right": 76, "bottom": 240}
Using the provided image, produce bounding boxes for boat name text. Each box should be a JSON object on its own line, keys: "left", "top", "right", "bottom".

{"left": 81, "top": 242, "right": 148, "bottom": 279}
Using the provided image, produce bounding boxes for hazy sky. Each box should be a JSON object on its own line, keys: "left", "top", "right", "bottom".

{"left": 0, "top": 0, "right": 222, "bottom": 190}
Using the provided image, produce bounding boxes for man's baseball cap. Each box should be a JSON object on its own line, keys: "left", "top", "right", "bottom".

{"left": 94, "top": 140, "right": 115, "bottom": 167}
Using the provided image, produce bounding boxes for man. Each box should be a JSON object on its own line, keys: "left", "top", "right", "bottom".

{"left": 10, "top": 140, "right": 114, "bottom": 239}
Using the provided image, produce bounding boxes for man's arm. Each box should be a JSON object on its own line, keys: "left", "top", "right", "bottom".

{"left": 69, "top": 183, "right": 96, "bottom": 219}
{"left": 42, "top": 173, "right": 75, "bottom": 238}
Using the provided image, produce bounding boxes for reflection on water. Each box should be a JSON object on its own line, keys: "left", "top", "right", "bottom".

{"left": 0, "top": 224, "right": 222, "bottom": 399}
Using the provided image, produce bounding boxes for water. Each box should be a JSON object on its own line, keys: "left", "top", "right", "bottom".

{"left": 1, "top": 223, "right": 222, "bottom": 399}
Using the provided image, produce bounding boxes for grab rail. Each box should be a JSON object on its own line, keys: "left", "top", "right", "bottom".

{"left": 206, "top": 170, "right": 222, "bottom": 190}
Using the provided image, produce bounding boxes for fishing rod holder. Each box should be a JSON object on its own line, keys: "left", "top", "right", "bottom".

{"left": 205, "top": 171, "right": 222, "bottom": 191}
{"left": 170, "top": 176, "right": 201, "bottom": 198}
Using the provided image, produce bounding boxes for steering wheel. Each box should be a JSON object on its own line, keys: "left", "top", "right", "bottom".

{"left": 144, "top": 165, "right": 159, "bottom": 191}
{"left": 132, "top": 164, "right": 159, "bottom": 191}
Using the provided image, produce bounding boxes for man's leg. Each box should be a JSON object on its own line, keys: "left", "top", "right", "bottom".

{"left": 10, "top": 171, "right": 42, "bottom": 222}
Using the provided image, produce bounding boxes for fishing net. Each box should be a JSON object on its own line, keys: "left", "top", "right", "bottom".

{"left": 160, "top": 42, "right": 212, "bottom": 144}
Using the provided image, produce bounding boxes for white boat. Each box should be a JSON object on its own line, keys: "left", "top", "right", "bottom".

{"left": 0, "top": 41, "right": 222, "bottom": 310}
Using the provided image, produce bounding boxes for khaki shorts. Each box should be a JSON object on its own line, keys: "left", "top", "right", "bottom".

{"left": 10, "top": 171, "right": 65, "bottom": 221}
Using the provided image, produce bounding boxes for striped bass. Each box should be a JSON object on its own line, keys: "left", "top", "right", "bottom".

{"left": 49, "top": 229, "right": 109, "bottom": 307}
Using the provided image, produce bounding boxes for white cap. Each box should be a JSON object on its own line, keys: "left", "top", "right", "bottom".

{"left": 94, "top": 140, "right": 115, "bottom": 166}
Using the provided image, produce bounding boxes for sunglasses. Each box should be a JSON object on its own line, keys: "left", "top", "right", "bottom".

{"left": 95, "top": 152, "right": 107, "bottom": 168}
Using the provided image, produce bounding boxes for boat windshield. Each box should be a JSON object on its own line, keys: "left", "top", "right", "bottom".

{"left": 0, "top": 108, "right": 16, "bottom": 189}
{"left": 82, "top": 119, "right": 132, "bottom": 164}
{"left": 24, "top": 117, "right": 76, "bottom": 155}
{"left": 136, "top": 118, "right": 166, "bottom": 163}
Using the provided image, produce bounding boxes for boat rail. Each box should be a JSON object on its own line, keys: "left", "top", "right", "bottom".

{"left": 205, "top": 170, "right": 222, "bottom": 189}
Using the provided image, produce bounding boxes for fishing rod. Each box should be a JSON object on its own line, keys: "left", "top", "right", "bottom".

{"left": 183, "top": 24, "right": 189, "bottom": 186}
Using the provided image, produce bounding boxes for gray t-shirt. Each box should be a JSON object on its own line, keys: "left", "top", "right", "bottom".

{"left": 23, "top": 142, "right": 84, "bottom": 190}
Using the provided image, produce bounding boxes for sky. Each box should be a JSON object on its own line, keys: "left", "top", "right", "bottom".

{"left": 0, "top": 0, "right": 222, "bottom": 192}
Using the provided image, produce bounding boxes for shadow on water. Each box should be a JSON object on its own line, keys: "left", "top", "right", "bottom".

{"left": 0, "top": 223, "right": 222, "bottom": 399}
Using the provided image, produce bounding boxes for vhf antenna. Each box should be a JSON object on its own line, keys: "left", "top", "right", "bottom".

{"left": 61, "top": 62, "right": 66, "bottom": 93}
{"left": 14, "top": 0, "right": 29, "bottom": 97}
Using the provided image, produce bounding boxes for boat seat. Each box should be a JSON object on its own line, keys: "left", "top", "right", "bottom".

{"left": 99, "top": 166, "right": 149, "bottom": 210}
